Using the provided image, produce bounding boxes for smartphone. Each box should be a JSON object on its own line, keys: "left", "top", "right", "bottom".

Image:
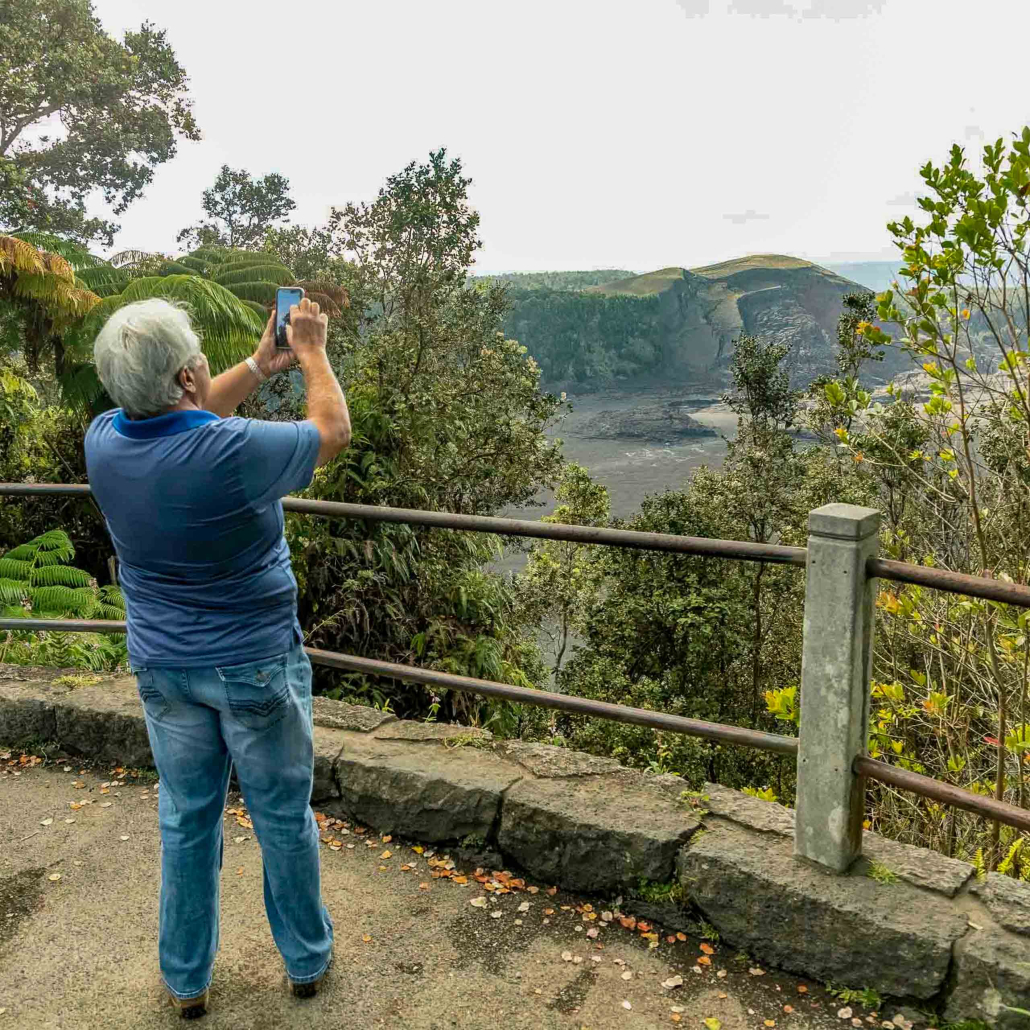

{"left": 274, "top": 287, "right": 305, "bottom": 350}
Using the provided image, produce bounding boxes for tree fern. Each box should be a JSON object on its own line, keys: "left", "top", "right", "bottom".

{"left": 29, "top": 565, "right": 92, "bottom": 588}
{"left": 212, "top": 263, "right": 295, "bottom": 287}
{"left": 29, "top": 585, "right": 95, "bottom": 615}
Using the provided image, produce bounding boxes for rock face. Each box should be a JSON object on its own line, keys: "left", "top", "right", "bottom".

{"left": 576, "top": 401, "right": 717, "bottom": 441}
{"left": 590, "top": 255, "right": 909, "bottom": 386}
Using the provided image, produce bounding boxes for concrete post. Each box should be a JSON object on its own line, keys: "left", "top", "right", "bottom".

{"left": 794, "top": 502, "right": 880, "bottom": 872}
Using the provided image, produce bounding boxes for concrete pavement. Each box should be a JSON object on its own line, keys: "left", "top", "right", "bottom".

{"left": 0, "top": 756, "right": 902, "bottom": 1030}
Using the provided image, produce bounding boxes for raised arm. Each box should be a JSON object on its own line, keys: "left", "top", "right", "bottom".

{"left": 287, "top": 297, "right": 351, "bottom": 465}
{"left": 205, "top": 310, "right": 294, "bottom": 418}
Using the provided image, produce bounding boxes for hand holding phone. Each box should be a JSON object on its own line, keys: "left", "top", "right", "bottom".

{"left": 282, "top": 295, "right": 328, "bottom": 362}
{"left": 275, "top": 287, "right": 305, "bottom": 350}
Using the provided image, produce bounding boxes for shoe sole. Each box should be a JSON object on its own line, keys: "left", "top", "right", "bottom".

{"left": 169, "top": 989, "right": 208, "bottom": 1019}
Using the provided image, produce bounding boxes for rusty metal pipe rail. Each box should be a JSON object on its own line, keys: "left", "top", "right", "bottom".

{"left": 0, "top": 618, "right": 797, "bottom": 756}
{"left": 0, "top": 483, "right": 807, "bottom": 566}
{"left": 868, "top": 556, "right": 1030, "bottom": 609}
{"left": 8, "top": 617, "right": 1030, "bottom": 832}
{"left": 854, "top": 754, "right": 1030, "bottom": 834}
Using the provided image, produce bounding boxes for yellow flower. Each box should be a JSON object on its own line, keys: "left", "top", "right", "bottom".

{"left": 961, "top": 308, "right": 970, "bottom": 319}
{"left": 853, "top": 452, "right": 865, "bottom": 463}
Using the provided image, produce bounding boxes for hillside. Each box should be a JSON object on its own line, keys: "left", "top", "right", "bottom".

{"left": 499, "top": 254, "right": 906, "bottom": 390}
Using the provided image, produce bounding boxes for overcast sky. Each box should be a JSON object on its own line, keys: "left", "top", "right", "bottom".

{"left": 91, "top": 0, "right": 1029, "bottom": 273}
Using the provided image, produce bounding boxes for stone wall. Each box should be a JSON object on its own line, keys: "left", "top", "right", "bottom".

{"left": 1, "top": 665, "right": 1026, "bottom": 1024}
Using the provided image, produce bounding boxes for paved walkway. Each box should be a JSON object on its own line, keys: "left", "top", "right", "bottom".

{"left": 0, "top": 756, "right": 888, "bottom": 1030}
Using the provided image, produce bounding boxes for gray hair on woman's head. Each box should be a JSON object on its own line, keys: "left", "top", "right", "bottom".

{"left": 93, "top": 298, "right": 204, "bottom": 418}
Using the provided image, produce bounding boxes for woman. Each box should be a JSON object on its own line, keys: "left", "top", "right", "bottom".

{"left": 85, "top": 296, "right": 350, "bottom": 1019}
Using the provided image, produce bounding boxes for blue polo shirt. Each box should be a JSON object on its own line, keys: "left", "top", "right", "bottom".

{"left": 84, "top": 409, "right": 321, "bottom": 668}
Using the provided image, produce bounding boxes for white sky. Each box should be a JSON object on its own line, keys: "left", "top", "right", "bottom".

{"left": 89, "top": 0, "right": 1030, "bottom": 272}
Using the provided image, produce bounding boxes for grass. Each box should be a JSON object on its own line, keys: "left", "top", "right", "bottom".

{"left": 867, "top": 861, "right": 899, "bottom": 885}
{"left": 826, "top": 983, "right": 883, "bottom": 1010}
{"left": 587, "top": 267, "right": 687, "bottom": 297}
{"left": 690, "top": 254, "right": 817, "bottom": 279}
{"left": 52, "top": 674, "right": 101, "bottom": 688}
{"left": 634, "top": 878, "right": 687, "bottom": 906}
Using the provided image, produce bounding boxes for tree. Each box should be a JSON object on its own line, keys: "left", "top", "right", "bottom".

{"left": 177, "top": 166, "right": 295, "bottom": 250}
{"left": 270, "top": 150, "right": 563, "bottom": 723}
{"left": 517, "top": 464, "right": 610, "bottom": 676}
{"left": 0, "top": 0, "right": 200, "bottom": 245}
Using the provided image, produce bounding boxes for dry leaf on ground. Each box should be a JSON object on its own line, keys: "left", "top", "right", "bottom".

{"left": 662, "top": 975, "right": 684, "bottom": 989}
{"left": 470, "top": 897, "right": 487, "bottom": 908}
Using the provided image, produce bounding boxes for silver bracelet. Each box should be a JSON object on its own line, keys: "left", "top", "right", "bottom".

{"left": 245, "top": 356, "right": 267, "bottom": 383}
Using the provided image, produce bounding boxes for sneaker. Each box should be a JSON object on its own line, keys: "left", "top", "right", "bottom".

{"left": 290, "top": 953, "right": 333, "bottom": 999}
{"left": 168, "top": 988, "right": 208, "bottom": 1020}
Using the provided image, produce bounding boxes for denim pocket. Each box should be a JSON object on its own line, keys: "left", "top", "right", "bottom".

{"left": 215, "top": 653, "right": 291, "bottom": 730}
{"left": 135, "top": 669, "right": 170, "bottom": 720}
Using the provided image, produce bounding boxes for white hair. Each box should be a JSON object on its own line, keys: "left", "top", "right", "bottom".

{"left": 93, "top": 299, "right": 205, "bottom": 418}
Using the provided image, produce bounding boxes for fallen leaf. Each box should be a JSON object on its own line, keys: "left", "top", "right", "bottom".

{"left": 100, "top": 802, "right": 112, "bottom": 808}
{"left": 362, "top": 934, "right": 372, "bottom": 943}
{"left": 784, "top": 1006, "right": 794, "bottom": 1014}
{"left": 544, "top": 908, "right": 555, "bottom": 916}
{"left": 64, "top": 818, "right": 74, "bottom": 824}
{"left": 470, "top": 897, "right": 488, "bottom": 908}
{"left": 671, "top": 1016, "right": 682, "bottom": 1024}
{"left": 573, "top": 956, "right": 583, "bottom": 964}
{"left": 419, "top": 882, "right": 429, "bottom": 890}
{"left": 48, "top": 873, "right": 61, "bottom": 882}
{"left": 766, "top": 1021, "right": 777, "bottom": 1027}
{"left": 750, "top": 967, "right": 766, "bottom": 976}
{"left": 622, "top": 1001, "right": 632, "bottom": 1011}
{"left": 526, "top": 885, "right": 539, "bottom": 894}
{"left": 586, "top": 927, "right": 599, "bottom": 939}
{"left": 561, "top": 951, "right": 573, "bottom": 962}
{"left": 234, "top": 836, "right": 248, "bottom": 844}
{"left": 692, "top": 965, "right": 703, "bottom": 974}
{"left": 853, "top": 1021, "right": 864, "bottom": 1028}
{"left": 700, "top": 941, "right": 715, "bottom": 955}
{"left": 490, "top": 910, "right": 502, "bottom": 919}
{"left": 412, "top": 845, "right": 423, "bottom": 854}
{"left": 621, "top": 971, "right": 633, "bottom": 981}
{"left": 698, "top": 956, "right": 712, "bottom": 966}
{"left": 719, "top": 992, "right": 728, "bottom": 999}
{"left": 637, "top": 920, "right": 652, "bottom": 933}
{"left": 662, "top": 975, "right": 684, "bottom": 989}
{"left": 236, "top": 867, "right": 244, "bottom": 876}
{"left": 380, "top": 850, "right": 392, "bottom": 859}
{"left": 591, "top": 955, "right": 602, "bottom": 963}
{"left": 517, "top": 901, "right": 530, "bottom": 913}
{"left": 73, "top": 781, "right": 85, "bottom": 789}
{"left": 546, "top": 886, "right": 557, "bottom": 896}
{"left": 838, "top": 1008, "right": 854, "bottom": 1020}
{"left": 704, "top": 1020, "right": 722, "bottom": 1030}
{"left": 619, "top": 915, "right": 637, "bottom": 930}
{"left": 452, "top": 875, "right": 468, "bottom": 885}
{"left": 381, "top": 835, "right": 392, "bottom": 843}
{"left": 119, "top": 835, "right": 130, "bottom": 841}
{"left": 40, "top": 818, "right": 53, "bottom": 826}
{"left": 797, "top": 986, "right": 808, "bottom": 994}
{"left": 717, "top": 969, "right": 728, "bottom": 979}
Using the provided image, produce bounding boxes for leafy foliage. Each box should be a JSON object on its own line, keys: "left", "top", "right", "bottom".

{"left": 0, "top": 0, "right": 199, "bottom": 245}
{"left": 177, "top": 165, "right": 296, "bottom": 250}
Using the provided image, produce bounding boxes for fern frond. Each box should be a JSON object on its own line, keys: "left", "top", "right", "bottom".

{"left": 31, "top": 529, "right": 75, "bottom": 559}
{"left": 1, "top": 544, "right": 35, "bottom": 561}
{"left": 75, "top": 263, "right": 131, "bottom": 298}
{"left": 29, "top": 585, "right": 95, "bottom": 615}
{"left": 240, "top": 299, "right": 270, "bottom": 318}
{"left": 224, "top": 281, "right": 278, "bottom": 304}
{"left": 295, "top": 281, "right": 350, "bottom": 313}
{"left": 0, "top": 235, "right": 46, "bottom": 277}
{"left": 212, "top": 264, "right": 295, "bottom": 287}
{"left": 29, "top": 565, "right": 92, "bottom": 588}
{"left": 205, "top": 250, "right": 274, "bottom": 268}
{"left": 11, "top": 232, "right": 105, "bottom": 271}
{"left": 160, "top": 260, "right": 203, "bottom": 277}
{"left": 0, "top": 579, "right": 28, "bottom": 605}
{"left": 109, "top": 249, "right": 160, "bottom": 269}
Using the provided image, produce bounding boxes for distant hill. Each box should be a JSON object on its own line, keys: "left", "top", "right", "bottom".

{"left": 479, "top": 270, "right": 635, "bottom": 292}
{"left": 497, "top": 254, "right": 905, "bottom": 391}
{"left": 824, "top": 261, "right": 903, "bottom": 294}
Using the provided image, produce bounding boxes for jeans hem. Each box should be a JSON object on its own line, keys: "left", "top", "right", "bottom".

{"left": 286, "top": 952, "right": 332, "bottom": 985}
{"left": 163, "top": 975, "right": 211, "bottom": 1002}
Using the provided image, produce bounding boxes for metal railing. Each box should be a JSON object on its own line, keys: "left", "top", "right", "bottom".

{"left": 4, "top": 483, "right": 1030, "bottom": 856}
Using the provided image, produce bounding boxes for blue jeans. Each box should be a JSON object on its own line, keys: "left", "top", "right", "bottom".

{"left": 134, "top": 644, "right": 333, "bottom": 1000}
